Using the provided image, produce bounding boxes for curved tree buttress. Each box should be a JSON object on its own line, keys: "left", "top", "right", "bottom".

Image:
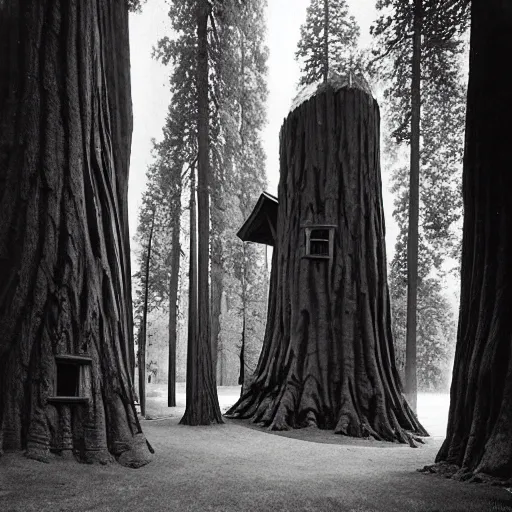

{"left": 227, "top": 77, "right": 427, "bottom": 444}
{"left": 0, "top": 0, "right": 151, "bottom": 467}
{"left": 427, "top": 0, "right": 512, "bottom": 482}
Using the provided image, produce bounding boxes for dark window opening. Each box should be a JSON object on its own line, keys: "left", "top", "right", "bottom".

{"left": 310, "top": 229, "right": 329, "bottom": 240}
{"left": 56, "top": 363, "right": 79, "bottom": 397}
{"left": 303, "top": 225, "right": 335, "bottom": 260}
{"left": 310, "top": 240, "right": 329, "bottom": 256}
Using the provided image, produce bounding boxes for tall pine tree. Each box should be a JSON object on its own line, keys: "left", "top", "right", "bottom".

{"left": 370, "top": 0, "right": 469, "bottom": 410}
{"left": 296, "top": 0, "right": 359, "bottom": 85}
{"left": 388, "top": 163, "right": 458, "bottom": 392}
{"left": 207, "top": 0, "right": 269, "bottom": 388}
{"left": 152, "top": 0, "right": 269, "bottom": 399}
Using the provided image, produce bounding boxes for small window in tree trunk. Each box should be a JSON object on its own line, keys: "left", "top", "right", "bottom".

{"left": 303, "top": 225, "right": 335, "bottom": 260}
{"left": 48, "top": 355, "right": 92, "bottom": 404}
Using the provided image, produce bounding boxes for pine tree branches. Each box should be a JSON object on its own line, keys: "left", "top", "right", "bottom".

{"left": 296, "top": 0, "right": 359, "bottom": 86}
{"left": 371, "top": 0, "right": 468, "bottom": 394}
{"left": 137, "top": 0, "right": 269, "bottom": 395}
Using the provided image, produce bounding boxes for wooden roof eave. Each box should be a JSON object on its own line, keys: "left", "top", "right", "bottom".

{"left": 236, "top": 192, "right": 278, "bottom": 246}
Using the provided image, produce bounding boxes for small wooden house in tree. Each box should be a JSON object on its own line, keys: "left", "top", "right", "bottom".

{"left": 227, "top": 73, "right": 427, "bottom": 444}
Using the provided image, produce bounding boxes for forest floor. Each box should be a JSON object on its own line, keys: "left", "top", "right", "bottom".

{"left": 1, "top": 385, "right": 511, "bottom": 512}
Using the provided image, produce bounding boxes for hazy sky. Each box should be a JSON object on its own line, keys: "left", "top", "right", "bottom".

{"left": 128, "top": 0, "right": 399, "bottom": 257}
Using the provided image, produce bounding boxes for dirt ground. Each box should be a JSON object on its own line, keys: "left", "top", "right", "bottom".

{"left": 1, "top": 386, "right": 511, "bottom": 512}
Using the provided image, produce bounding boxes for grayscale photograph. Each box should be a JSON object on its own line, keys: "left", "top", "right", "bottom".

{"left": 1, "top": 1, "right": 511, "bottom": 511}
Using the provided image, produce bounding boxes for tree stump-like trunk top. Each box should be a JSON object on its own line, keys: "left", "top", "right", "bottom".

{"left": 227, "top": 82, "right": 426, "bottom": 444}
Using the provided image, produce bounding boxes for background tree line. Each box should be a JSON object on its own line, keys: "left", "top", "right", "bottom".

{"left": 370, "top": 0, "right": 469, "bottom": 397}
{"left": 133, "top": 0, "right": 269, "bottom": 414}
{"left": 133, "top": 0, "right": 470, "bottom": 418}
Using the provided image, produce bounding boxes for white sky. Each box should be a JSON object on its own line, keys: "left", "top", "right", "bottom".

{"left": 128, "top": 0, "right": 399, "bottom": 259}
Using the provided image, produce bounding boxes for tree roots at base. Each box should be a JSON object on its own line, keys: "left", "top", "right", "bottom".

{"left": 419, "top": 462, "right": 512, "bottom": 487}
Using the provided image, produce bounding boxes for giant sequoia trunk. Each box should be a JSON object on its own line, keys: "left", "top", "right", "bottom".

{"left": 227, "top": 80, "right": 427, "bottom": 444}
{"left": 0, "top": 0, "right": 151, "bottom": 467}
{"left": 431, "top": 0, "right": 512, "bottom": 481}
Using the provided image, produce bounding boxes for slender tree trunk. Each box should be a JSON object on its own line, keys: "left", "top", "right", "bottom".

{"left": 181, "top": 0, "right": 223, "bottom": 425}
{"left": 405, "top": 0, "right": 422, "bottom": 414}
{"left": 138, "top": 332, "right": 145, "bottom": 416}
{"left": 167, "top": 204, "right": 181, "bottom": 407}
{"left": 239, "top": 315, "right": 246, "bottom": 387}
{"left": 219, "top": 342, "right": 225, "bottom": 386}
{"left": 139, "top": 210, "right": 155, "bottom": 417}
{"left": 429, "top": 0, "right": 512, "bottom": 481}
{"left": 227, "top": 84, "right": 426, "bottom": 444}
{"left": 239, "top": 245, "right": 247, "bottom": 389}
{"left": 323, "top": 0, "right": 329, "bottom": 82}
{"left": 209, "top": 27, "right": 228, "bottom": 382}
{"left": 185, "top": 167, "right": 198, "bottom": 416}
{"left": 237, "top": 33, "right": 248, "bottom": 393}
{"left": 134, "top": 327, "right": 143, "bottom": 404}
{"left": 210, "top": 232, "right": 223, "bottom": 382}
{"left": 239, "top": 27, "right": 247, "bottom": 151}
{"left": 0, "top": 0, "right": 151, "bottom": 466}
{"left": 265, "top": 246, "right": 269, "bottom": 298}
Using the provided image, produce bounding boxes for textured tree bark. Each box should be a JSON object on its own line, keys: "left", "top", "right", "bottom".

{"left": 430, "top": 0, "right": 512, "bottom": 481}
{"left": 180, "top": 2, "right": 222, "bottom": 425}
{"left": 167, "top": 211, "right": 181, "bottom": 408}
{"left": 184, "top": 168, "right": 198, "bottom": 417}
{"left": 0, "top": 0, "right": 151, "bottom": 467}
{"left": 226, "top": 84, "right": 427, "bottom": 444}
{"left": 405, "top": 0, "right": 422, "bottom": 414}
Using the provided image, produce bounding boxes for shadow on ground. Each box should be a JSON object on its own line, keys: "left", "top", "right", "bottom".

{"left": 2, "top": 387, "right": 511, "bottom": 512}
{"left": 2, "top": 415, "right": 512, "bottom": 512}
{"left": 227, "top": 417, "right": 421, "bottom": 448}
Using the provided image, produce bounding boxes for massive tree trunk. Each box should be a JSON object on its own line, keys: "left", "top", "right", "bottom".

{"left": 430, "top": 0, "right": 512, "bottom": 481}
{"left": 181, "top": 0, "right": 222, "bottom": 425}
{"left": 227, "top": 82, "right": 427, "bottom": 444}
{"left": 0, "top": 0, "right": 151, "bottom": 467}
{"left": 404, "top": 0, "right": 422, "bottom": 414}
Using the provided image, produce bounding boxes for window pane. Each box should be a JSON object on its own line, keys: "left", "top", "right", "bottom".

{"left": 310, "top": 240, "right": 329, "bottom": 256}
